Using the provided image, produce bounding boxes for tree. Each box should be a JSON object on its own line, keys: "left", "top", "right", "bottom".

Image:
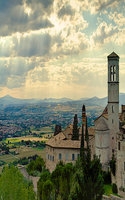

{"left": 51, "top": 162, "right": 74, "bottom": 200}
{"left": 0, "top": 165, "right": 35, "bottom": 200}
{"left": 27, "top": 156, "right": 45, "bottom": 176}
{"left": 72, "top": 114, "right": 79, "bottom": 140}
{"left": 70, "top": 154, "right": 104, "bottom": 200}
{"left": 42, "top": 180, "right": 54, "bottom": 200}
{"left": 37, "top": 170, "right": 51, "bottom": 200}
{"left": 70, "top": 112, "right": 104, "bottom": 200}
{"left": 54, "top": 124, "right": 62, "bottom": 136}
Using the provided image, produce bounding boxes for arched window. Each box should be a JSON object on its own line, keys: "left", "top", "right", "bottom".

{"left": 110, "top": 65, "right": 116, "bottom": 81}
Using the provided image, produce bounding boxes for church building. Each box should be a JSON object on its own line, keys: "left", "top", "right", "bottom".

{"left": 95, "top": 52, "right": 120, "bottom": 169}
{"left": 95, "top": 52, "right": 125, "bottom": 197}
{"left": 46, "top": 52, "right": 125, "bottom": 197}
{"left": 46, "top": 106, "right": 95, "bottom": 172}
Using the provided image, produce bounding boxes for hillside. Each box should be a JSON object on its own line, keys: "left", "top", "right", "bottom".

{"left": 0, "top": 93, "right": 124, "bottom": 107}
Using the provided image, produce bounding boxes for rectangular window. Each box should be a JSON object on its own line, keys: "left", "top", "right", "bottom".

{"left": 124, "top": 162, "right": 125, "bottom": 171}
{"left": 65, "top": 153, "right": 68, "bottom": 161}
{"left": 72, "top": 154, "right": 75, "bottom": 161}
{"left": 112, "top": 106, "right": 114, "bottom": 113}
{"left": 118, "top": 142, "right": 120, "bottom": 150}
{"left": 59, "top": 153, "right": 62, "bottom": 160}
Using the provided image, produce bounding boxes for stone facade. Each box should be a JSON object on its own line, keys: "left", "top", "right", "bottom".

{"left": 46, "top": 120, "right": 95, "bottom": 172}
{"left": 46, "top": 142, "right": 80, "bottom": 172}
{"left": 116, "top": 125, "right": 125, "bottom": 196}
{"left": 95, "top": 114, "right": 110, "bottom": 169}
{"left": 94, "top": 52, "right": 125, "bottom": 198}
{"left": 95, "top": 52, "right": 120, "bottom": 168}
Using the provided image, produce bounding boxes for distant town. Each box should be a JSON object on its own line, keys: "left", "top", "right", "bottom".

{"left": 0, "top": 97, "right": 102, "bottom": 140}
{"left": 0, "top": 93, "right": 125, "bottom": 140}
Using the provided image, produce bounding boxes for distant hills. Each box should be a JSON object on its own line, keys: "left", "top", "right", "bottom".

{"left": 0, "top": 93, "right": 125, "bottom": 107}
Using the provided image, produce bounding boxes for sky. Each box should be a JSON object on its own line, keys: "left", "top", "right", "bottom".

{"left": 0, "top": 0, "right": 125, "bottom": 99}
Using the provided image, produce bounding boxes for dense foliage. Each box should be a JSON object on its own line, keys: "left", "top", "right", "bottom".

{"left": 0, "top": 165, "right": 35, "bottom": 200}
{"left": 37, "top": 162, "right": 74, "bottom": 200}
{"left": 37, "top": 156, "right": 104, "bottom": 200}
{"left": 27, "top": 156, "right": 45, "bottom": 176}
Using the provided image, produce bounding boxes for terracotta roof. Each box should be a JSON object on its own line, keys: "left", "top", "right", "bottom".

{"left": 63, "top": 124, "right": 73, "bottom": 138}
{"left": 46, "top": 131, "right": 80, "bottom": 149}
{"left": 108, "top": 52, "right": 119, "bottom": 58}
{"left": 46, "top": 123, "right": 95, "bottom": 149}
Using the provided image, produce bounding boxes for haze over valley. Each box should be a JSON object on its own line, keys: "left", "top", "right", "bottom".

{"left": 0, "top": 93, "right": 125, "bottom": 140}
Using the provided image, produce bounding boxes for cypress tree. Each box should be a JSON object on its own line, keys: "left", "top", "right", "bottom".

{"left": 72, "top": 114, "right": 79, "bottom": 140}
{"left": 70, "top": 105, "right": 104, "bottom": 200}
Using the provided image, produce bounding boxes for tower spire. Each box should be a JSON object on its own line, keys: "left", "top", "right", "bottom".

{"left": 107, "top": 52, "right": 119, "bottom": 158}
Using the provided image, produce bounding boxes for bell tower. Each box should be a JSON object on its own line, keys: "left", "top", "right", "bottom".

{"left": 107, "top": 52, "right": 119, "bottom": 157}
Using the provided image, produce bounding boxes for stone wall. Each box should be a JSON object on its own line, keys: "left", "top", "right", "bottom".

{"left": 102, "top": 195, "right": 123, "bottom": 200}
{"left": 46, "top": 145, "right": 80, "bottom": 172}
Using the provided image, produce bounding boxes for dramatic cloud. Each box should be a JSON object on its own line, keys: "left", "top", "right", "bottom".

{"left": 0, "top": 0, "right": 124, "bottom": 98}
{"left": 0, "top": 0, "right": 53, "bottom": 36}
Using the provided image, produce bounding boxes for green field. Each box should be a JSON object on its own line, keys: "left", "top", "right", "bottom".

{"left": 0, "top": 134, "right": 47, "bottom": 173}
{"left": 31, "top": 126, "right": 54, "bottom": 135}
{"left": 5, "top": 135, "right": 48, "bottom": 144}
{"left": 0, "top": 146, "right": 46, "bottom": 173}
{"left": 0, "top": 146, "right": 45, "bottom": 163}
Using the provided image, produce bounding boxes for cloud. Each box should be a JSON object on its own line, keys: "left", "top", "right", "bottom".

{"left": 0, "top": 0, "right": 124, "bottom": 98}
{"left": 91, "top": 22, "right": 118, "bottom": 46}
{"left": 0, "top": 0, "right": 53, "bottom": 36}
{"left": 14, "top": 33, "right": 51, "bottom": 57}
{"left": 109, "top": 12, "right": 125, "bottom": 27}
{"left": 26, "top": 0, "right": 53, "bottom": 10}
{"left": 29, "top": 67, "right": 49, "bottom": 83}
{"left": 58, "top": 4, "right": 75, "bottom": 18}
{"left": 88, "top": 0, "right": 120, "bottom": 14}
{"left": 0, "top": 57, "right": 37, "bottom": 88}
{"left": 0, "top": 65, "right": 9, "bottom": 86}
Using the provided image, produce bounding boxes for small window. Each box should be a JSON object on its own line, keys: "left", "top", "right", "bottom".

{"left": 59, "top": 153, "right": 62, "bottom": 160}
{"left": 118, "top": 142, "right": 120, "bottom": 150}
{"left": 112, "top": 106, "right": 114, "bottom": 113}
{"left": 124, "top": 162, "right": 125, "bottom": 171}
{"left": 112, "top": 119, "right": 114, "bottom": 124}
{"left": 72, "top": 154, "right": 75, "bottom": 161}
{"left": 65, "top": 153, "right": 68, "bottom": 161}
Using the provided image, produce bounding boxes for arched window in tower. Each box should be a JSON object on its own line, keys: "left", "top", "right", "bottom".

{"left": 110, "top": 65, "right": 116, "bottom": 81}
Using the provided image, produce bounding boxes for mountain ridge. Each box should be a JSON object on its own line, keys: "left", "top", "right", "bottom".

{"left": 0, "top": 94, "right": 125, "bottom": 107}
